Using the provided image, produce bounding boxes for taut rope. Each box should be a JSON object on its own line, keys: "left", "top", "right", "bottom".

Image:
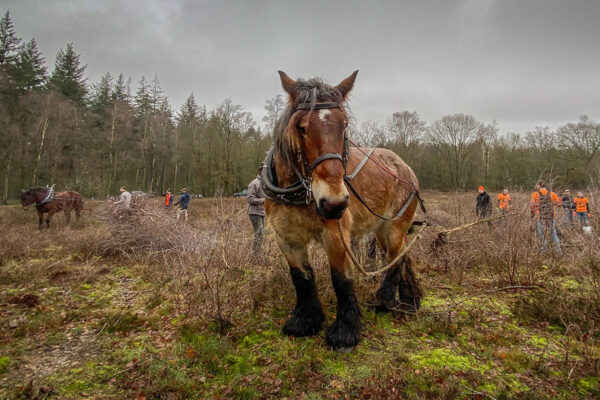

{"left": 338, "top": 220, "right": 426, "bottom": 277}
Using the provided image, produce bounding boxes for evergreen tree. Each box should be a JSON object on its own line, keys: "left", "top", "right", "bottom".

{"left": 177, "top": 93, "right": 199, "bottom": 125}
{"left": 90, "top": 72, "right": 112, "bottom": 112}
{"left": 111, "top": 73, "right": 130, "bottom": 103}
{"left": 135, "top": 75, "right": 151, "bottom": 117}
{"left": 0, "top": 10, "right": 21, "bottom": 65}
{"left": 13, "top": 38, "right": 47, "bottom": 91}
{"left": 49, "top": 42, "right": 87, "bottom": 104}
{"left": 149, "top": 74, "right": 163, "bottom": 112}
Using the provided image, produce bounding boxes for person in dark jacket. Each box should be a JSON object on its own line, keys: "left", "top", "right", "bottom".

{"left": 476, "top": 186, "right": 492, "bottom": 219}
{"left": 175, "top": 188, "right": 191, "bottom": 223}
{"left": 247, "top": 166, "right": 266, "bottom": 254}
{"left": 561, "top": 189, "right": 575, "bottom": 228}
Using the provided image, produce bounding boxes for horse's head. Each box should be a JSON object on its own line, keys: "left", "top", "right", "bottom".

{"left": 278, "top": 70, "right": 358, "bottom": 219}
{"left": 20, "top": 189, "right": 35, "bottom": 210}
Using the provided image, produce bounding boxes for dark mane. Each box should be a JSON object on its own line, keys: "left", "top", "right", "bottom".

{"left": 273, "top": 78, "right": 348, "bottom": 168}
{"left": 20, "top": 187, "right": 49, "bottom": 200}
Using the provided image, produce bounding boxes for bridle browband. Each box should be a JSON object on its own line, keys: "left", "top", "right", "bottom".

{"left": 262, "top": 101, "right": 348, "bottom": 205}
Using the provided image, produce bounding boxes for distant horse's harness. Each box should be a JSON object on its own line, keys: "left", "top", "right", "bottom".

{"left": 261, "top": 102, "right": 427, "bottom": 221}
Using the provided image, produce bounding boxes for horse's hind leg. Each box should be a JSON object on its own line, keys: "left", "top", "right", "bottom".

{"left": 322, "top": 225, "right": 361, "bottom": 350}
{"left": 374, "top": 222, "right": 422, "bottom": 314}
{"left": 278, "top": 239, "right": 324, "bottom": 337}
{"left": 46, "top": 210, "right": 56, "bottom": 229}
{"left": 397, "top": 256, "right": 422, "bottom": 312}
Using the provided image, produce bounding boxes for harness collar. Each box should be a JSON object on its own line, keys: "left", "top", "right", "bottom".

{"left": 34, "top": 185, "right": 55, "bottom": 207}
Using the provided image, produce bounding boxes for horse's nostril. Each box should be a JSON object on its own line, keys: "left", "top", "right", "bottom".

{"left": 318, "top": 199, "right": 325, "bottom": 210}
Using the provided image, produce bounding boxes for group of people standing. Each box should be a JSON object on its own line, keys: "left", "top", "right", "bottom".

{"left": 111, "top": 186, "right": 191, "bottom": 223}
{"left": 475, "top": 182, "right": 593, "bottom": 255}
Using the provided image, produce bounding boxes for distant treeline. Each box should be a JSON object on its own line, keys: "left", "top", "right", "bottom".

{"left": 1, "top": 10, "right": 599, "bottom": 203}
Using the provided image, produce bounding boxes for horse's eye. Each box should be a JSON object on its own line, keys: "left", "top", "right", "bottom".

{"left": 297, "top": 124, "right": 306, "bottom": 134}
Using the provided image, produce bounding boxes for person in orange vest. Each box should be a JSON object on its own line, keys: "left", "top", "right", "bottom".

{"left": 497, "top": 188, "right": 511, "bottom": 214}
{"left": 573, "top": 191, "right": 591, "bottom": 229}
{"left": 164, "top": 189, "right": 173, "bottom": 209}
{"left": 530, "top": 181, "right": 561, "bottom": 255}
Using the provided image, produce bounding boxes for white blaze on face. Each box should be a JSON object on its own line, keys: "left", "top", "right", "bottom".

{"left": 319, "top": 109, "right": 331, "bottom": 121}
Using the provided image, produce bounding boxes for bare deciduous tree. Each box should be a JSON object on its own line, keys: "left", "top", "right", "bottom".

{"left": 262, "top": 94, "right": 285, "bottom": 134}
{"left": 427, "top": 113, "right": 483, "bottom": 190}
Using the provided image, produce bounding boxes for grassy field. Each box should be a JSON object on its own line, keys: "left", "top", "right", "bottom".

{"left": 0, "top": 193, "right": 599, "bottom": 399}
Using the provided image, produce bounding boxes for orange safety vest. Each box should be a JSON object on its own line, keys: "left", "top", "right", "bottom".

{"left": 165, "top": 192, "right": 172, "bottom": 205}
{"left": 498, "top": 193, "right": 511, "bottom": 209}
{"left": 574, "top": 197, "right": 588, "bottom": 213}
{"left": 531, "top": 189, "right": 560, "bottom": 218}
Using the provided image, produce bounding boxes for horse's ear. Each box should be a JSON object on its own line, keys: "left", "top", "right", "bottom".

{"left": 336, "top": 70, "right": 359, "bottom": 100}
{"left": 278, "top": 71, "right": 297, "bottom": 97}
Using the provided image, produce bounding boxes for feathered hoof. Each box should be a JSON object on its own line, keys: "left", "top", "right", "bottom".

{"left": 282, "top": 309, "right": 324, "bottom": 337}
{"left": 325, "top": 320, "right": 361, "bottom": 351}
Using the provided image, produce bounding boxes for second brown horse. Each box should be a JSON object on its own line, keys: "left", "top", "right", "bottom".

{"left": 21, "top": 187, "right": 84, "bottom": 229}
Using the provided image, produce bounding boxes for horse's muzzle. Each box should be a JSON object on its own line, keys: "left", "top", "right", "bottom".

{"left": 317, "top": 196, "right": 349, "bottom": 220}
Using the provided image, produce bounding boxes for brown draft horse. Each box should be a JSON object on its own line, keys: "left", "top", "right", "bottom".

{"left": 20, "top": 187, "right": 84, "bottom": 229}
{"left": 262, "top": 71, "right": 422, "bottom": 350}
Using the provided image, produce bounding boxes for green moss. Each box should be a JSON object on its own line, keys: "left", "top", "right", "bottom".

{"left": 321, "top": 359, "right": 349, "bottom": 378}
{"left": 421, "top": 295, "right": 448, "bottom": 308}
{"left": 528, "top": 335, "right": 548, "bottom": 349}
{"left": 561, "top": 279, "right": 580, "bottom": 289}
{"left": 503, "top": 350, "right": 534, "bottom": 372}
{"left": 410, "top": 348, "right": 474, "bottom": 372}
{"left": 480, "top": 382, "right": 497, "bottom": 394}
{"left": 0, "top": 357, "right": 10, "bottom": 374}
{"left": 577, "top": 376, "right": 600, "bottom": 395}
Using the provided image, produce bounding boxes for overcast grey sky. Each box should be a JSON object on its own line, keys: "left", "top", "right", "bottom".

{"left": 2, "top": 0, "right": 599, "bottom": 133}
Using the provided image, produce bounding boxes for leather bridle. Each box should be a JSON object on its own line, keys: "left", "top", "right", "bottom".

{"left": 261, "top": 101, "right": 348, "bottom": 205}
{"left": 294, "top": 101, "right": 349, "bottom": 175}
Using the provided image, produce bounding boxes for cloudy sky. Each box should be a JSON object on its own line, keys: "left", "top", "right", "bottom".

{"left": 3, "top": 0, "right": 599, "bottom": 133}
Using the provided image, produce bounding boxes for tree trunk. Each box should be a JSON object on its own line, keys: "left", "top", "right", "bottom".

{"left": 2, "top": 138, "right": 12, "bottom": 204}
{"left": 33, "top": 116, "right": 49, "bottom": 186}
{"left": 107, "top": 104, "right": 117, "bottom": 198}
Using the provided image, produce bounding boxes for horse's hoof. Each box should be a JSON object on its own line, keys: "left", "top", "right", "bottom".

{"left": 325, "top": 320, "right": 361, "bottom": 350}
{"left": 282, "top": 309, "right": 324, "bottom": 337}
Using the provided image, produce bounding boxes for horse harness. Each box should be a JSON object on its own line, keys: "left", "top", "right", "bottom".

{"left": 261, "top": 102, "right": 427, "bottom": 222}
{"left": 34, "top": 185, "right": 55, "bottom": 207}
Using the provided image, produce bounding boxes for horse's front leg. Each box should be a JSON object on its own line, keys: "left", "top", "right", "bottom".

{"left": 37, "top": 210, "right": 44, "bottom": 230}
{"left": 322, "top": 222, "right": 361, "bottom": 351}
{"left": 278, "top": 239, "right": 325, "bottom": 337}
